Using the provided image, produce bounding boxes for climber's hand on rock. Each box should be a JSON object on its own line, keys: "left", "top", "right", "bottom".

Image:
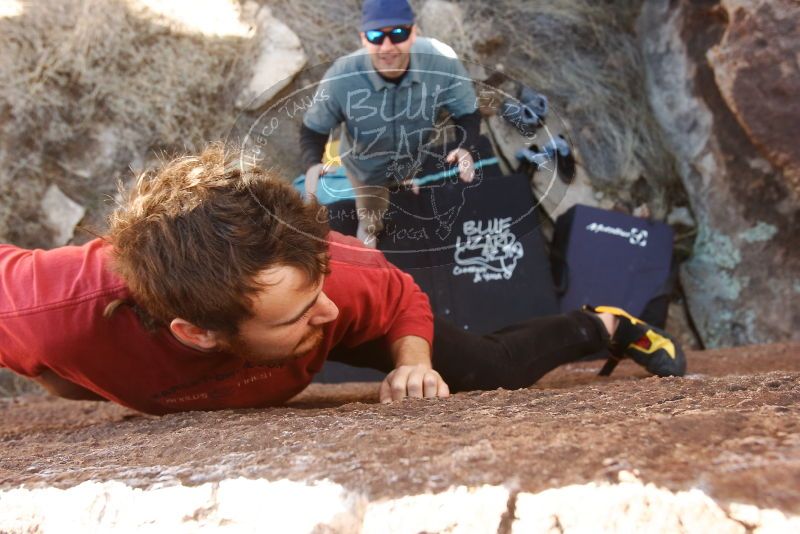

{"left": 379, "top": 364, "right": 450, "bottom": 403}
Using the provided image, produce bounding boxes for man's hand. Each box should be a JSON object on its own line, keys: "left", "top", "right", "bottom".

{"left": 402, "top": 177, "right": 421, "bottom": 195}
{"left": 381, "top": 335, "right": 450, "bottom": 403}
{"left": 304, "top": 163, "right": 338, "bottom": 198}
{"left": 446, "top": 147, "right": 475, "bottom": 183}
{"left": 403, "top": 148, "right": 474, "bottom": 195}
{"left": 379, "top": 364, "right": 450, "bottom": 403}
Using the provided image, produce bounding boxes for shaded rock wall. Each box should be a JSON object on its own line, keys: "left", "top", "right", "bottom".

{"left": 639, "top": 0, "right": 800, "bottom": 347}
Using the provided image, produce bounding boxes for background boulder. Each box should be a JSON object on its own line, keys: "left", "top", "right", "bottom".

{"left": 638, "top": 0, "right": 800, "bottom": 347}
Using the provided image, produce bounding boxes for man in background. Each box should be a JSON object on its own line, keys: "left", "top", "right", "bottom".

{"left": 300, "top": 0, "right": 482, "bottom": 247}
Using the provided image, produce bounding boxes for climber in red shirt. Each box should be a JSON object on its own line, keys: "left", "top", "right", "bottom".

{"left": 0, "top": 144, "right": 685, "bottom": 415}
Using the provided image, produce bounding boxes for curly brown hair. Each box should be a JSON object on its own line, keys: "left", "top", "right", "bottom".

{"left": 108, "top": 143, "right": 330, "bottom": 334}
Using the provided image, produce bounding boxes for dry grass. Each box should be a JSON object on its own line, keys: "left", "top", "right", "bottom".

{"left": 267, "top": 0, "right": 363, "bottom": 66}
{"left": 0, "top": 0, "right": 255, "bottom": 245}
{"left": 457, "top": 0, "right": 678, "bottom": 214}
{"left": 0, "top": 0, "right": 251, "bottom": 150}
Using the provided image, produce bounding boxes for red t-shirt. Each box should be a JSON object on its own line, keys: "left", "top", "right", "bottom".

{"left": 0, "top": 232, "right": 432, "bottom": 414}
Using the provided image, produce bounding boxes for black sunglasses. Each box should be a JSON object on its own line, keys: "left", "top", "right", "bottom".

{"left": 365, "top": 26, "right": 412, "bottom": 45}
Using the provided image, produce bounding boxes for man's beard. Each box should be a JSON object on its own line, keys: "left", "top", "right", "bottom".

{"left": 223, "top": 326, "right": 325, "bottom": 366}
{"left": 374, "top": 53, "right": 409, "bottom": 77}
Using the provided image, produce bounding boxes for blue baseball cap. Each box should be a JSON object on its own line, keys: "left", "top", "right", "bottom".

{"left": 361, "top": 0, "right": 415, "bottom": 32}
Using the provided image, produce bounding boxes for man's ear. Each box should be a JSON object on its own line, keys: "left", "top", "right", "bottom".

{"left": 359, "top": 31, "right": 369, "bottom": 48}
{"left": 169, "top": 318, "right": 221, "bottom": 351}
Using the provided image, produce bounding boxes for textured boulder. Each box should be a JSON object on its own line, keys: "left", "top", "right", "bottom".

{"left": 1, "top": 343, "right": 799, "bottom": 531}
{"left": 638, "top": 0, "right": 800, "bottom": 347}
{"left": 40, "top": 184, "right": 85, "bottom": 246}
{"left": 707, "top": 0, "right": 800, "bottom": 195}
{"left": 235, "top": 6, "right": 307, "bottom": 111}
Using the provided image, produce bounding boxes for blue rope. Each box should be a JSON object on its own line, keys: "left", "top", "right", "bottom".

{"left": 293, "top": 156, "right": 500, "bottom": 204}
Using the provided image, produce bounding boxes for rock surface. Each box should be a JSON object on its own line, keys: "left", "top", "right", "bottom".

{"left": 235, "top": 5, "right": 307, "bottom": 111}
{"left": 1, "top": 343, "right": 799, "bottom": 531}
{"left": 39, "top": 184, "right": 85, "bottom": 246}
{"left": 638, "top": 0, "right": 800, "bottom": 348}
{"left": 707, "top": 0, "right": 800, "bottom": 195}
